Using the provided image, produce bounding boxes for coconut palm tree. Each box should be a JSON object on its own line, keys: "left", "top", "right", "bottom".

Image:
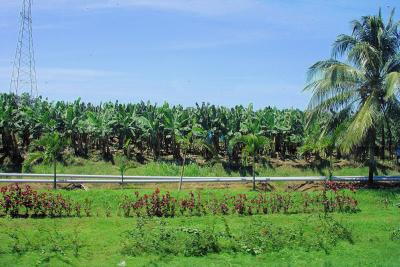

{"left": 115, "top": 155, "right": 135, "bottom": 187}
{"left": 176, "top": 122, "right": 215, "bottom": 191}
{"left": 304, "top": 9, "right": 400, "bottom": 184}
{"left": 24, "top": 132, "right": 66, "bottom": 189}
{"left": 229, "top": 120, "right": 269, "bottom": 191}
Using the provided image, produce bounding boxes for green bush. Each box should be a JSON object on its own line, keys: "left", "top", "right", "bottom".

{"left": 120, "top": 215, "right": 354, "bottom": 257}
{"left": 121, "top": 218, "right": 180, "bottom": 256}
{"left": 181, "top": 227, "right": 220, "bottom": 257}
{"left": 390, "top": 227, "right": 400, "bottom": 242}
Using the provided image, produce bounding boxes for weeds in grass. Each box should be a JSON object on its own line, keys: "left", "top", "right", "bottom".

{"left": 120, "top": 215, "right": 354, "bottom": 257}
{"left": 104, "top": 202, "right": 112, "bottom": 217}
{"left": 121, "top": 218, "right": 179, "bottom": 256}
{"left": 75, "top": 202, "right": 81, "bottom": 217}
{"left": 83, "top": 198, "right": 92, "bottom": 217}
{"left": 0, "top": 224, "right": 86, "bottom": 266}
{"left": 71, "top": 227, "right": 85, "bottom": 257}
{"left": 390, "top": 227, "right": 400, "bottom": 241}
{"left": 181, "top": 226, "right": 220, "bottom": 256}
{"left": 7, "top": 228, "right": 32, "bottom": 256}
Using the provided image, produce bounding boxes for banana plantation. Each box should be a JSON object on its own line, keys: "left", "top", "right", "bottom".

{"left": 1, "top": 92, "right": 399, "bottom": 172}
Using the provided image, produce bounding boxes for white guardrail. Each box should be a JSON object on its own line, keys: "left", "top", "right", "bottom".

{"left": 0, "top": 173, "right": 399, "bottom": 184}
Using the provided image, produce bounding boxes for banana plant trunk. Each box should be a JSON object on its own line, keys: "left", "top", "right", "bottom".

{"left": 53, "top": 159, "right": 57, "bottom": 190}
{"left": 179, "top": 152, "right": 186, "bottom": 191}
{"left": 252, "top": 154, "right": 256, "bottom": 191}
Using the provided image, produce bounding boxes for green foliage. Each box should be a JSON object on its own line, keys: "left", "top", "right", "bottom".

{"left": 24, "top": 132, "right": 67, "bottom": 168}
{"left": 305, "top": 9, "right": 400, "bottom": 181}
{"left": 0, "top": 93, "right": 308, "bottom": 172}
{"left": 115, "top": 155, "right": 135, "bottom": 180}
{"left": 229, "top": 119, "right": 270, "bottom": 189}
{"left": 390, "top": 227, "right": 400, "bottom": 242}
{"left": 121, "top": 218, "right": 179, "bottom": 256}
{"left": 181, "top": 227, "right": 221, "bottom": 256}
{"left": 120, "top": 215, "right": 353, "bottom": 258}
{"left": 0, "top": 223, "right": 85, "bottom": 266}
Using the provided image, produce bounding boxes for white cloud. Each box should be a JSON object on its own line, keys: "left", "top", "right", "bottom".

{"left": 86, "top": 0, "right": 264, "bottom": 16}
{"left": 0, "top": 0, "right": 265, "bottom": 17}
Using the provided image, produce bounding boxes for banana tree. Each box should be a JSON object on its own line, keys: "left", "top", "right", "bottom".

{"left": 86, "top": 108, "right": 115, "bottom": 161}
{"left": 137, "top": 109, "right": 162, "bottom": 160}
{"left": 162, "top": 104, "right": 189, "bottom": 161}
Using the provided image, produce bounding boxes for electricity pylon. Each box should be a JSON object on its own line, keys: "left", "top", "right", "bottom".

{"left": 10, "top": 0, "right": 38, "bottom": 96}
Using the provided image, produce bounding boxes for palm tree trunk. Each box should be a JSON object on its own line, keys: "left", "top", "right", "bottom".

{"left": 384, "top": 114, "right": 393, "bottom": 159}
{"left": 380, "top": 126, "right": 385, "bottom": 160}
{"left": 252, "top": 154, "right": 256, "bottom": 191}
{"left": 53, "top": 160, "right": 57, "bottom": 190}
{"left": 368, "top": 129, "right": 376, "bottom": 185}
{"left": 178, "top": 152, "right": 186, "bottom": 191}
{"left": 388, "top": 128, "right": 393, "bottom": 159}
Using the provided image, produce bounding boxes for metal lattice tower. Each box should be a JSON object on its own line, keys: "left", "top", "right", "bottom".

{"left": 10, "top": 0, "right": 38, "bottom": 96}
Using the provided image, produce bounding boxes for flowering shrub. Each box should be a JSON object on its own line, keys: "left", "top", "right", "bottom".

{"left": 119, "top": 187, "right": 359, "bottom": 218}
{"left": 324, "top": 181, "right": 357, "bottom": 192}
{"left": 0, "top": 184, "right": 358, "bottom": 219}
{"left": 0, "top": 184, "right": 90, "bottom": 218}
{"left": 119, "top": 188, "right": 176, "bottom": 217}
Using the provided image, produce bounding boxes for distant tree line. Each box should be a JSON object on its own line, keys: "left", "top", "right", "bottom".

{"left": 0, "top": 92, "right": 399, "bottom": 172}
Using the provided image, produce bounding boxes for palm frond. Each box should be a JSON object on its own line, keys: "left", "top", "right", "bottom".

{"left": 338, "top": 96, "right": 379, "bottom": 152}
{"left": 384, "top": 71, "right": 400, "bottom": 100}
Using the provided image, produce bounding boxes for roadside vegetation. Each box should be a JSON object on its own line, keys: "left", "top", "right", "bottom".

{"left": 0, "top": 185, "right": 398, "bottom": 266}
{"left": 0, "top": 8, "right": 400, "bottom": 267}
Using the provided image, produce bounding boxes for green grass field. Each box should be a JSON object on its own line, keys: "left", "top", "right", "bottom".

{"left": 30, "top": 159, "right": 400, "bottom": 178}
{"left": 0, "top": 187, "right": 399, "bottom": 267}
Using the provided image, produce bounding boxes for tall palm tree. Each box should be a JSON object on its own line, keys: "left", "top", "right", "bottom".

{"left": 304, "top": 9, "right": 400, "bottom": 184}
{"left": 24, "top": 132, "right": 66, "bottom": 189}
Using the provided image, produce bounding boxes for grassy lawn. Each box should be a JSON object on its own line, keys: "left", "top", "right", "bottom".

{"left": 0, "top": 187, "right": 399, "bottom": 267}
{"left": 30, "top": 159, "right": 400, "bottom": 177}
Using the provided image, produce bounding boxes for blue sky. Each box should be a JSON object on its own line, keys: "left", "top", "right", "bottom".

{"left": 0, "top": 0, "right": 398, "bottom": 109}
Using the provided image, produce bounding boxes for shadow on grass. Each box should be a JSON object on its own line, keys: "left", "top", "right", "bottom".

{"left": 294, "top": 159, "right": 330, "bottom": 176}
